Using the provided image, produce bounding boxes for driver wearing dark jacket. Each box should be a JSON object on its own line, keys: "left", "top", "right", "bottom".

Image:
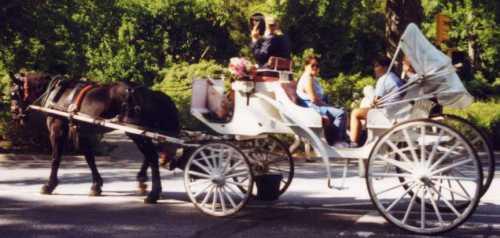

{"left": 250, "top": 16, "right": 291, "bottom": 68}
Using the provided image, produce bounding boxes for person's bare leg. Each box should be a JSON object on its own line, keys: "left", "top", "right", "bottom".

{"left": 350, "top": 108, "right": 369, "bottom": 144}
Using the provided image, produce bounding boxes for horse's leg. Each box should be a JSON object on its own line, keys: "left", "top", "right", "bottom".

{"left": 80, "top": 136, "right": 104, "bottom": 196}
{"left": 41, "top": 118, "right": 67, "bottom": 195}
{"left": 137, "top": 159, "right": 149, "bottom": 196}
{"left": 126, "top": 132, "right": 150, "bottom": 195}
{"left": 129, "top": 135, "right": 162, "bottom": 204}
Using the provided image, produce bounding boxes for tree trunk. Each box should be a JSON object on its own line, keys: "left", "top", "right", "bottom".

{"left": 385, "top": 0, "right": 424, "bottom": 73}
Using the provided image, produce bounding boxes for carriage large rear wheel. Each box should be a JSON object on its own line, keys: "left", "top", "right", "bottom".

{"left": 237, "top": 135, "right": 294, "bottom": 197}
{"left": 366, "top": 120, "right": 482, "bottom": 234}
{"left": 184, "top": 142, "right": 253, "bottom": 217}
{"left": 431, "top": 114, "right": 494, "bottom": 197}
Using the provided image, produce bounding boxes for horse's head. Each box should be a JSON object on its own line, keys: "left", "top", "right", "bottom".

{"left": 9, "top": 72, "right": 51, "bottom": 125}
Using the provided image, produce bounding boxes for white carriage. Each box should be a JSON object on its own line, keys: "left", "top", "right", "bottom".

{"left": 181, "top": 24, "right": 495, "bottom": 234}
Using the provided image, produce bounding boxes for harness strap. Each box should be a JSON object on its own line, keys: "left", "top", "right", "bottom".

{"left": 68, "top": 84, "right": 94, "bottom": 113}
{"left": 23, "top": 79, "right": 30, "bottom": 100}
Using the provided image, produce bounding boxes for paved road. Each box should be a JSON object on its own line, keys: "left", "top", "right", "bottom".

{"left": 0, "top": 131, "right": 499, "bottom": 238}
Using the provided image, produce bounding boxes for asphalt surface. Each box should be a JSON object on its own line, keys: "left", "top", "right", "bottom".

{"left": 0, "top": 131, "right": 499, "bottom": 238}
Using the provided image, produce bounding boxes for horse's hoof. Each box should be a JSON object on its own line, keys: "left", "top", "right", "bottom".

{"left": 144, "top": 194, "right": 160, "bottom": 204}
{"left": 89, "top": 188, "right": 102, "bottom": 196}
{"left": 40, "top": 184, "right": 56, "bottom": 195}
{"left": 138, "top": 182, "right": 148, "bottom": 196}
{"left": 89, "top": 183, "right": 103, "bottom": 196}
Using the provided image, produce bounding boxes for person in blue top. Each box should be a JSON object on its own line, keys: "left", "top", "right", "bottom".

{"left": 349, "top": 56, "right": 404, "bottom": 147}
{"left": 296, "top": 55, "right": 349, "bottom": 147}
{"left": 250, "top": 15, "right": 291, "bottom": 68}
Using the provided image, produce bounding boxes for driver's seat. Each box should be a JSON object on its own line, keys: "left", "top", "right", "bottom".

{"left": 254, "top": 57, "right": 293, "bottom": 82}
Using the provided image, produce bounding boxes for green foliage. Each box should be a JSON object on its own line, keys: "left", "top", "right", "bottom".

{"left": 445, "top": 100, "right": 500, "bottom": 149}
{"left": 279, "top": 0, "right": 386, "bottom": 78}
{"left": 319, "top": 73, "right": 376, "bottom": 109}
{"left": 421, "top": 0, "right": 500, "bottom": 85}
{"left": 1, "top": 0, "right": 500, "bottom": 152}
{"left": 0, "top": 0, "right": 240, "bottom": 84}
{"left": 153, "top": 60, "right": 228, "bottom": 130}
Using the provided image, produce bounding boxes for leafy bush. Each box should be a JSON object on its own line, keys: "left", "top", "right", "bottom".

{"left": 445, "top": 100, "right": 500, "bottom": 149}
{"left": 320, "top": 73, "right": 376, "bottom": 109}
{"left": 153, "top": 60, "right": 229, "bottom": 130}
{"left": 464, "top": 72, "right": 500, "bottom": 99}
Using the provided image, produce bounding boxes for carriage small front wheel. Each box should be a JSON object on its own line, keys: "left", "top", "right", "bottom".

{"left": 366, "top": 120, "right": 482, "bottom": 235}
{"left": 184, "top": 142, "right": 253, "bottom": 217}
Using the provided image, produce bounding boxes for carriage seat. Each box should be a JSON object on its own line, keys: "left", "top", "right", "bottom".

{"left": 274, "top": 81, "right": 322, "bottom": 128}
{"left": 191, "top": 78, "right": 231, "bottom": 122}
{"left": 254, "top": 57, "right": 293, "bottom": 82}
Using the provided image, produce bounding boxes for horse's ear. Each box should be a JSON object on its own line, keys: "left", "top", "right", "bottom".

{"left": 8, "top": 71, "right": 22, "bottom": 85}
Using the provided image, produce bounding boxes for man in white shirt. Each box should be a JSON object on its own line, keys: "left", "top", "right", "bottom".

{"left": 349, "top": 56, "right": 403, "bottom": 147}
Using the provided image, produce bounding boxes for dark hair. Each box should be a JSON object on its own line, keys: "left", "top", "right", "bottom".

{"left": 372, "top": 56, "right": 391, "bottom": 68}
{"left": 250, "top": 13, "right": 265, "bottom": 35}
{"left": 305, "top": 55, "right": 319, "bottom": 66}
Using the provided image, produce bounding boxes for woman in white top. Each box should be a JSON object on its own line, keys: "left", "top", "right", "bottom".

{"left": 296, "top": 55, "right": 349, "bottom": 146}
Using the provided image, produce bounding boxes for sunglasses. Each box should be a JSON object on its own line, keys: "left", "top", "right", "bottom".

{"left": 310, "top": 64, "right": 319, "bottom": 68}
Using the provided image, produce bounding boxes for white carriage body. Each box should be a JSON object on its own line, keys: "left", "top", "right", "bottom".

{"left": 184, "top": 24, "right": 487, "bottom": 234}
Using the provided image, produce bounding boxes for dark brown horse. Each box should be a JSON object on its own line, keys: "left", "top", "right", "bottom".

{"left": 9, "top": 72, "right": 180, "bottom": 203}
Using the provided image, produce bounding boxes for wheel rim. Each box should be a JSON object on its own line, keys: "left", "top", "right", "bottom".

{"left": 432, "top": 114, "right": 495, "bottom": 197}
{"left": 367, "top": 120, "right": 482, "bottom": 234}
{"left": 184, "top": 142, "right": 253, "bottom": 217}
{"left": 239, "top": 136, "right": 294, "bottom": 196}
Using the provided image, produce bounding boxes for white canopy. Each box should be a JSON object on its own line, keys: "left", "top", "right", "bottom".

{"left": 398, "top": 23, "right": 473, "bottom": 108}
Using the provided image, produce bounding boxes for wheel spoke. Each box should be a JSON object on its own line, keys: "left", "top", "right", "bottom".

{"left": 451, "top": 171, "right": 472, "bottom": 199}
{"left": 386, "top": 140, "right": 415, "bottom": 166}
{"left": 420, "top": 126, "right": 426, "bottom": 164}
{"left": 376, "top": 179, "right": 415, "bottom": 196}
{"left": 421, "top": 186, "right": 426, "bottom": 229}
{"left": 218, "top": 187, "right": 227, "bottom": 213}
{"left": 201, "top": 186, "right": 215, "bottom": 208}
{"left": 376, "top": 155, "right": 414, "bottom": 174}
{"left": 470, "top": 136, "right": 481, "bottom": 146}
{"left": 433, "top": 180, "right": 471, "bottom": 200}
{"left": 220, "top": 149, "right": 234, "bottom": 171}
{"left": 402, "top": 186, "right": 421, "bottom": 224}
{"left": 371, "top": 173, "right": 413, "bottom": 178}
{"left": 188, "top": 170, "right": 212, "bottom": 179}
{"left": 429, "top": 141, "right": 462, "bottom": 171}
{"left": 429, "top": 186, "right": 461, "bottom": 217}
{"left": 427, "top": 187, "right": 444, "bottom": 226}
{"left": 200, "top": 151, "right": 215, "bottom": 170}
{"left": 190, "top": 179, "right": 211, "bottom": 187}
{"left": 403, "top": 129, "right": 420, "bottom": 163}
{"left": 226, "top": 180, "right": 249, "bottom": 187}
{"left": 211, "top": 186, "right": 218, "bottom": 211}
{"left": 226, "top": 170, "right": 250, "bottom": 179}
{"left": 193, "top": 183, "right": 214, "bottom": 199}
{"left": 430, "top": 175, "right": 476, "bottom": 182}
{"left": 430, "top": 158, "right": 473, "bottom": 176}
{"left": 222, "top": 186, "right": 237, "bottom": 208}
{"left": 425, "top": 130, "right": 444, "bottom": 167}
{"left": 268, "top": 167, "right": 290, "bottom": 174}
{"left": 224, "top": 159, "right": 244, "bottom": 175}
{"left": 192, "top": 159, "right": 213, "bottom": 175}
{"left": 386, "top": 183, "right": 418, "bottom": 212}
{"left": 224, "top": 183, "right": 244, "bottom": 200}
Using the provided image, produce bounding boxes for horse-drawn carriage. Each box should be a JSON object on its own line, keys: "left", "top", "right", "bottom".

{"left": 181, "top": 23, "right": 495, "bottom": 234}
{"left": 16, "top": 24, "right": 494, "bottom": 235}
